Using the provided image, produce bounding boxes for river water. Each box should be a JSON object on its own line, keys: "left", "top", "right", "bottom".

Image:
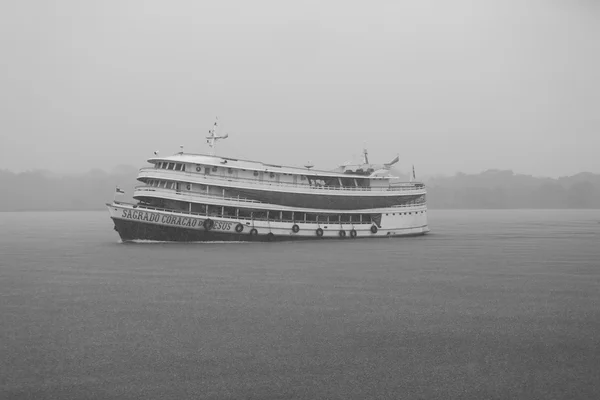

{"left": 1, "top": 210, "right": 599, "bottom": 399}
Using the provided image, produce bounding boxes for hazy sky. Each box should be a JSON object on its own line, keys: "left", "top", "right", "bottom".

{"left": 1, "top": 0, "right": 599, "bottom": 177}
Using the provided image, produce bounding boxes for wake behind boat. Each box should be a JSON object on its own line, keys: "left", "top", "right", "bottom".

{"left": 107, "top": 120, "right": 430, "bottom": 242}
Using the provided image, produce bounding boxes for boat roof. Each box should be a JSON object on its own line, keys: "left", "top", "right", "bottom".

{"left": 148, "top": 152, "right": 399, "bottom": 180}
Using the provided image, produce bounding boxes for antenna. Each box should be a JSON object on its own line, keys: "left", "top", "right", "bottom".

{"left": 205, "top": 117, "right": 228, "bottom": 156}
{"left": 304, "top": 160, "right": 314, "bottom": 169}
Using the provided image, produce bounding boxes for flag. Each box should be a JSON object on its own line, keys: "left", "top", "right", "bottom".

{"left": 116, "top": 187, "right": 125, "bottom": 194}
{"left": 412, "top": 165, "right": 416, "bottom": 180}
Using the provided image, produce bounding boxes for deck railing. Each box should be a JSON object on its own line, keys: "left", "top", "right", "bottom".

{"left": 132, "top": 186, "right": 427, "bottom": 211}
{"left": 138, "top": 167, "right": 425, "bottom": 193}
{"left": 134, "top": 186, "right": 263, "bottom": 204}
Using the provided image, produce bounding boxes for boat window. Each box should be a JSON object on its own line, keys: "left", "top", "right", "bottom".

{"left": 340, "top": 178, "right": 355, "bottom": 187}
{"left": 167, "top": 163, "right": 175, "bottom": 170}
{"left": 356, "top": 178, "right": 370, "bottom": 188}
{"left": 181, "top": 164, "right": 186, "bottom": 172}
{"left": 282, "top": 211, "right": 293, "bottom": 221}
{"left": 228, "top": 168, "right": 233, "bottom": 174}
{"left": 191, "top": 203, "right": 207, "bottom": 214}
{"left": 329, "top": 215, "right": 340, "bottom": 223}
{"left": 253, "top": 171, "right": 259, "bottom": 176}
{"left": 175, "top": 163, "right": 182, "bottom": 171}
{"left": 310, "top": 178, "right": 326, "bottom": 187}
{"left": 306, "top": 213, "right": 318, "bottom": 222}
{"left": 238, "top": 209, "right": 252, "bottom": 219}
{"left": 222, "top": 206, "right": 236, "bottom": 217}
{"left": 206, "top": 205, "right": 220, "bottom": 216}
{"left": 253, "top": 211, "right": 267, "bottom": 220}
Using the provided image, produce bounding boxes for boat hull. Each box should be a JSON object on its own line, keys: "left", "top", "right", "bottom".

{"left": 108, "top": 203, "right": 430, "bottom": 243}
{"left": 112, "top": 218, "right": 429, "bottom": 242}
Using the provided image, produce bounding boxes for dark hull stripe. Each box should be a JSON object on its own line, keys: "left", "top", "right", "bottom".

{"left": 112, "top": 218, "right": 427, "bottom": 243}
{"left": 229, "top": 188, "right": 421, "bottom": 210}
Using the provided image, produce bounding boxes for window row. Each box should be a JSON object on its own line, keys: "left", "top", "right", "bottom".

{"left": 153, "top": 162, "right": 377, "bottom": 189}
{"left": 138, "top": 198, "right": 424, "bottom": 224}
{"left": 156, "top": 162, "right": 186, "bottom": 171}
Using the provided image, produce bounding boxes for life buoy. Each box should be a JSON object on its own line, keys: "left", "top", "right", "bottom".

{"left": 196, "top": 166, "right": 201, "bottom": 172}
{"left": 203, "top": 219, "right": 214, "bottom": 231}
{"left": 339, "top": 230, "right": 346, "bottom": 238}
{"left": 235, "top": 223, "right": 244, "bottom": 233}
{"left": 316, "top": 228, "right": 324, "bottom": 237}
{"left": 267, "top": 232, "right": 275, "bottom": 241}
{"left": 292, "top": 224, "right": 300, "bottom": 233}
{"left": 186, "top": 184, "right": 191, "bottom": 190}
{"left": 350, "top": 229, "right": 357, "bottom": 238}
{"left": 249, "top": 228, "right": 258, "bottom": 236}
{"left": 370, "top": 225, "right": 378, "bottom": 234}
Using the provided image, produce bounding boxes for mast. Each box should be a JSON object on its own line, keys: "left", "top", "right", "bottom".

{"left": 205, "top": 117, "right": 228, "bottom": 156}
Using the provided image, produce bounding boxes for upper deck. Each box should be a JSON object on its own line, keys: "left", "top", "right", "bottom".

{"left": 148, "top": 153, "right": 398, "bottom": 180}
{"left": 144, "top": 152, "right": 422, "bottom": 192}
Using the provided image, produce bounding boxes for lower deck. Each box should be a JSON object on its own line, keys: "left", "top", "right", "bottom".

{"left": 108, "top": 202, "right": 429, "bottom": 242}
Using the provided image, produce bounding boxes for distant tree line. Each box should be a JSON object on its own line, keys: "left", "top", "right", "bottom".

{"left": 0, "top": 166, "right": 138, "bottom": 212}
{"left": 0, "top": 167, "right": 599, "bottom": 211}
{"left": 424, "top": 170, "right": 600, "bottom": 209}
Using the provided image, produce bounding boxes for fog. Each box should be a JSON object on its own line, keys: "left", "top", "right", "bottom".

{"left": 1, "top": 0, "right": 599, "bottom": 177}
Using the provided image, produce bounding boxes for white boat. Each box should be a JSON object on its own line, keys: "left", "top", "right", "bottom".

{"left": 107, "top": 120, "right": 430, "bottom": 242}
